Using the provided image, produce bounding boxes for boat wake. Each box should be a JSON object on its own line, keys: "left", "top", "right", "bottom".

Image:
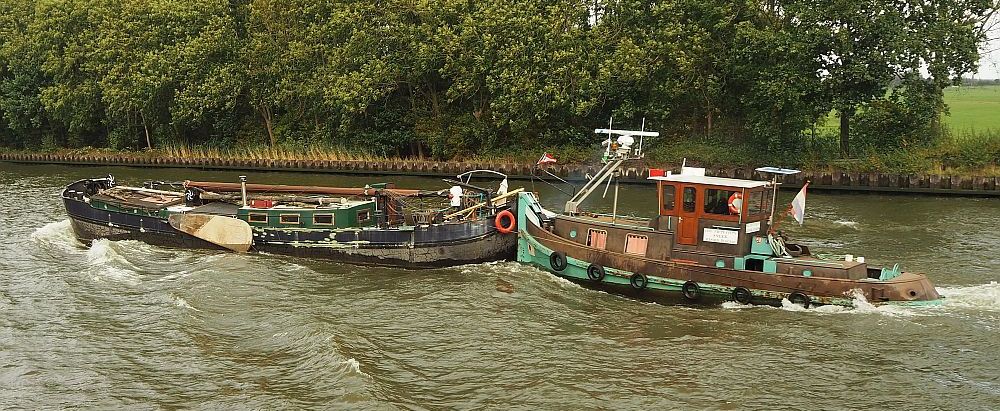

{"left": 937, "top": 282, "right": 1000, "bottom": 311}
{"left": 723, "top": 284, "right": 1000, "bottom": 317}
{"left": 30, "top": 219, "right": 83, "bottom": 253}
{"left": 833, "top": 219, "right": 860, "bottom": 229}
{"left": 85, "top": 239, "right": 143, "bottom": 284}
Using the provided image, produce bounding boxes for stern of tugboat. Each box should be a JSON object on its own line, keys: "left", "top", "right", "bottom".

{"left": 868, "top": 271, "right": 943, "bottom": 306}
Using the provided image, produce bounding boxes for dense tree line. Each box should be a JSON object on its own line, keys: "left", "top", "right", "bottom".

{"left": 0, "top": 0, "right": 994, "bottom": 159}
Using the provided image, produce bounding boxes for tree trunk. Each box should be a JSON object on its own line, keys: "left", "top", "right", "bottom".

{"left": 839, "top": 108, "right": 852, "bottom": 157}
{"left": 141, "top": 112, "right": 152, "bottom": 150}
{"left": 706, "top": 110, "right": 713, "bottom": 138}
{"left": 259, "top": 104, "right": 276, "bottom": 147}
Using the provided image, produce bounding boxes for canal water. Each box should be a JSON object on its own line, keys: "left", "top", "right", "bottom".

{"left": 1, "top": 163, "right": 998, "bottom": 409}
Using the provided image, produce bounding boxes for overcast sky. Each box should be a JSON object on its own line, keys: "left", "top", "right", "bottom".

{"left": 976, "top": 38, "right": 1000, "bottom": 79}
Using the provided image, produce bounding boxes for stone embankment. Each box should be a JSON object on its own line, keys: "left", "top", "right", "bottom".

{"left": 2, "top": 152, "right": 997, "bottom": 196}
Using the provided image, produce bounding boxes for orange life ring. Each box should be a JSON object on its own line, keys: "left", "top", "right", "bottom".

{"left": 495, "top": 210, "right": 516, "bottom": 234}
{"left": 727, "top": 192, "right": 743, "bottom": 214}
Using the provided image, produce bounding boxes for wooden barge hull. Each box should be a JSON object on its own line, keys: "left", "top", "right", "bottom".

{"left": 516, "top": 194, "right": 941, "bottom": 307}
{"left": 252, "top": 228, "right": 516, "bottom": 269}
{"left": 64, "top": 197, "right": 224, "bottom": 250}
{"left": 61, "top": 179, "right": 516, "bottom": 269}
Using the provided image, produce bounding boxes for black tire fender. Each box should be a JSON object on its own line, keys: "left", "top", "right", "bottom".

{"left": 682, "top": 281, "right": 700, "bottom": 300}
{"left": 630, "top": 273, "right": 648, "bottom": 290}
{"left": 788, "top": 291, "right": 811, "bottom": 308}
{"left": 586, "top": 264, "right": 606, "bottom": 282}
{"left": 549, "top": 251, "right": 568, "bottom": 272}
{"left": 732, "top": 287, "right": 753, "bottom": 305}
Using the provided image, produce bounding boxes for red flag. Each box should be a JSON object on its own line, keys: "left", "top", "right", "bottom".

{"left": 537, "top": 152, "right": 557, "bottom": 165}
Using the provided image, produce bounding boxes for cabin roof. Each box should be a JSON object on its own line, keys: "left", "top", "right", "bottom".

{"left": 648, "top": 174, "right": 769, "bottom": 189}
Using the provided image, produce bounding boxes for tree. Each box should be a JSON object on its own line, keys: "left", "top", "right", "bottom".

{"left": 786, "top": 0, "right": 993, "bottom": 156}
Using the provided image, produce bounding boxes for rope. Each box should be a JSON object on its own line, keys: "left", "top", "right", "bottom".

{"left": 768, "top": 233, "right": 791, "bottom": 258}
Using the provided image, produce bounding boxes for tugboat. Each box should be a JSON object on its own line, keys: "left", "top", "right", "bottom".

{"left": 516, "top": 128, "right": 942, "bottom": 307}
{"left": 62, "top": 171, "right": 520, "bottom": 268}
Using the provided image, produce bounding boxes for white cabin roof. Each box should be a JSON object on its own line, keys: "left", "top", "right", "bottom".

{"left": 648, "top": 174, "right": 770, "bottom": 189}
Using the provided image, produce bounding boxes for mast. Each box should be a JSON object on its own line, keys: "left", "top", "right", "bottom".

{"left": 612, "top": 177, "right": 619, "bottom": 225}
{"left": 754, "top": 167, "right": 802, "bottom": 228}
{"left": 564, "top": 125, "right": 658, "bottom": 214}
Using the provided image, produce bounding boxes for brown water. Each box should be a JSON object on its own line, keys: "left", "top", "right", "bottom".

{"left": 2, "top": 163, "right": 998, "bottom": 409}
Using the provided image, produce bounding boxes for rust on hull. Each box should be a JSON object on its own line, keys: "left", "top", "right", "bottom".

{"left": 525, "top": 220, "right": 939, "bottom": 305}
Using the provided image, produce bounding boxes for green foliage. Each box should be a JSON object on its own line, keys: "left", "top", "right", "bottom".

{"left": 852, "top": 76, "right": 943, "bottom": 149}
{"left": 0, "top": 0, "right": 994, "bottom": 164}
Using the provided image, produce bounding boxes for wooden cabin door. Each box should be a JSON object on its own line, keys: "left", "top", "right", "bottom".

{"left": 677, "top": 186, "right": 699, "bottom": 245}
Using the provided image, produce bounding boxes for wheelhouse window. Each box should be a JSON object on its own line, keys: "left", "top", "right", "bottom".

{"left": 661, "top": 184, "right": 676, "bottom": 211}
{"left": 682, "top": 187, "right": 696, "bottom": 212}
{"left": 748, "top": 189, "right": 771, "bottom": 215}
{"left": 279, "top": 214, "right": 300, "bottom": 224}
{"left": 248, "top": 213, "right": 268, "bottom": 223}
{"left": 703, "top": 188, "right": 740, "bottom": 215}
{"left": 587, "top": 229, "right": 608, "bottom": 249}
{"left": 357, "top": 209, "right": 371, "bottom": 223}
{"left": 313, "top": 214, "right": 334, "bottom": 225}
{"left": 624, "top": 234, "right": 648, "bottom": 256}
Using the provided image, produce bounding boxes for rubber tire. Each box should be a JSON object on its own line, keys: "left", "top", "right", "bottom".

{"left": 586, "top": 264, "right": 606, "bottom": 282}
{"left": 731, "top": 287, "right": 753, "bottom": 305}
{"left": 788, "top": 291, "right": 811, "bottom": 308}
{"left": 630, "top": 273, "right": 648, "bottom": 290}
{"left": 682, "top": 281, "right": 700, "bottom": 300}
{"left": 549, "top": 252, "right": 568, "bottom": 272}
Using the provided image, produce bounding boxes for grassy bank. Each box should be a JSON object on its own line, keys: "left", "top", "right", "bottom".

{"left": 647, "top": 131, "right": 999, "bottom": 176}
{"left": 4, "top": 131, "right": 998, "bottom": 177}
{"left": 6, "top": 85, "right": 1000, "bottom": 176}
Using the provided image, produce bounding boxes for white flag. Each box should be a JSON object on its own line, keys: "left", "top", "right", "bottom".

{"left": 790, "top": 183, "right": 808, "bottom": 225}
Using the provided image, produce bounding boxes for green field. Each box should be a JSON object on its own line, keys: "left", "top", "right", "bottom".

{"left": 817, "top": 84, "right": 1000, "bottom": 136}
{"left": 942, "top": 85, "right": 1000, "bottom": 133}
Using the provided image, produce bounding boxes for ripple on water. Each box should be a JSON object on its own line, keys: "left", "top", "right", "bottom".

{"left": 4, "top": 165, "right": 1000, "bottom": 409}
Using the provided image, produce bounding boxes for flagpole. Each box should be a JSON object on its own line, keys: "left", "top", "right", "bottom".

{"left": 612, "top": 176, "right": 619, "bottom": 225}
{"left": 767, "top": 174, "right": 778, "bottom": 230}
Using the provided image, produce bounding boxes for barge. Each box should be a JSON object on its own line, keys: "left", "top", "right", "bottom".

{"left": 62, "top": 173, "right": 518, "bottom": 268}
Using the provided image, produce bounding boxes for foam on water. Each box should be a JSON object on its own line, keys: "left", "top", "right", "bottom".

{"left": 85, "top": 239, "right": 141, "bottom": 284}
{"left": 457, "top": 260, "right": 507, "bottom": 275}
{"left": 723, "top": 290, "right": 921, "bottom": 317}
{"left": 938, "top": 282, "right": 1000, "bottom": 311}
{"left": 833, "top": 219, "right": 859, "bottom": 229}
{"left": 723, "top": 284, "right": 1000, "bottom": 318}
{"left": 547, "top": 274, "right": 584, "bottom": 290}
{"left": 340, "top": 358, "right": 368, "bottom": 377}
{"left": 30, "top": 219, "right": 82, "bottom": 252}
{"left": 172, "top": 295, "right": 200, "bottom": 312}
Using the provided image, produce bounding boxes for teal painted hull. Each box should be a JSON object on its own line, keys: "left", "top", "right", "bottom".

{"left": 517, "top": 231, "right": 829, "bottom": 306}
{"left": 514, "top": 193, "right": 944, "bottom": 308}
